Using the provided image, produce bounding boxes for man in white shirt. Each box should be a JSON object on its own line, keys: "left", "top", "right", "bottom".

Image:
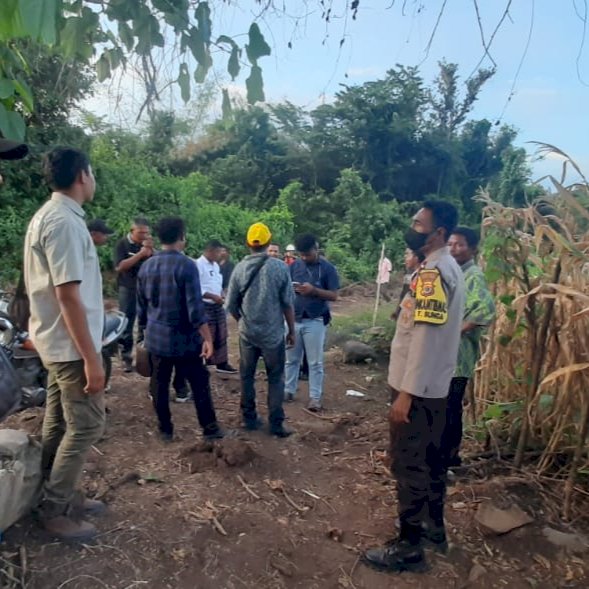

{"left": 195, "top": 240, "right": 237, "bottom": 374}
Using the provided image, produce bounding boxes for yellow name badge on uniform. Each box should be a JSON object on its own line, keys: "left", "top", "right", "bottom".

{"left": 414, "top": 268, "right": 448, "bottom": 324}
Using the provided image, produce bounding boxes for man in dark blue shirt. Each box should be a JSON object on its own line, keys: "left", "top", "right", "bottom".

{"left": 137, "top": 217, "right": 223, "bottom": 442}
{"left": 285, "top": 234, "right": 340, "bottom": 411}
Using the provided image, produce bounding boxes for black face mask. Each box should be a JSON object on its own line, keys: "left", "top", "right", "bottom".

{"left": 404, "top": 227, "right": 431, "bottom": 252}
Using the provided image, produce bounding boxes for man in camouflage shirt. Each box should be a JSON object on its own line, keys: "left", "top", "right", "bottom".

{"left": 444, "top": 227, "right": 495, "bottom": 469}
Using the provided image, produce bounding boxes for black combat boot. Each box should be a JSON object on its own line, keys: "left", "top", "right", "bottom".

{"left": 421, "top": 525, "right": 449, "bottom": 554}
{"left": 362, "top": 522, "right": 428, "bottom": 573}
{"left": 424, "top": 500, "right": 449, "bottom": 554}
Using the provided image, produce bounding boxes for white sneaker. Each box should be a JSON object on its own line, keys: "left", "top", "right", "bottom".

{"left": 174, "top": 394, "right": 193, "bottom": 404}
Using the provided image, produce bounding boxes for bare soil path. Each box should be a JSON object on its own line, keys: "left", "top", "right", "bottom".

{"left": 2, "top": 293, "right": 587, "bottom": 589}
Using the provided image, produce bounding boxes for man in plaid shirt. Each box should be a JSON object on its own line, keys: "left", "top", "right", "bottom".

{"left": 137, "top": 217, "right": 224, "bottom": 442}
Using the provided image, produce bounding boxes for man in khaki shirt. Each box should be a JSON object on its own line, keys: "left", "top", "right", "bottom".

{"left": 24, "top": 147, "right": 106, "bottom": 541}
{"left": 363, "top": 201, "right": 465, "bottom": 574}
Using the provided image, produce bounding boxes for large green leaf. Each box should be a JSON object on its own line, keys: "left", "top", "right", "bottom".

{"left": 18, "top": 0, "right": 57, "bottom": 44}
{"left": 134, "top": 12, "right": 164, "bottom": 55}
{"left": 194, "top": 63, "right": 207, "bottom": 84}
{"left": 228, "top": 45, "right": 240, "bottom": 80}
{"left": 0, "top": 79, "right": 14, "bottom": 100}
{"left": 186, "top": 27, "right": 210, "bottom": 65}
{"left": 0, "top": 0, "right": 24, "bottom": 40}
{"left": 118, "top": 21, "right": 135, "bottom": 52}
{"left": 154, "top": 0, "right": 189, "bottom": 33}
{"left": 195, "top": 2, "right": 211, "bottom": 44}
{"left": 105, "top": 0, "right": 140, "bottom": 22}
{"left": 96, "top": 53, "right": 111, "bottom": 83}
{"left": 60, "top": 9, "right": 98, "bottom": 60}
{"left": 0, "top": 102, "right": 25, "bottom": 140}
{"left": 245, "top": 23, "right": 270, "bottom": 64}
{"left": 178, "top": 63, "right": 190, "bottom": 102}
{"left": 106, "top": 47, "right": 124, "bottom": 71}
{"left": 13, "top": 78, "right": 33, "bottom": 112}
{"left": 217, "top": 35, "right": 240, "bottom": 80}
{"left": 246, "top": 65, "right": 265, "bottom": 103}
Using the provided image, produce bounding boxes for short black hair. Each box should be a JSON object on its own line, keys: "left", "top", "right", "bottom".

{"left": 294, "top": 233, "right": 318, "bottom": 253}
{"left": 269, "top": 242, "right": 280, "bottom": 248}
{"left": 422, "top": 200, "right": 458, "bottom": 239}
{"left": 43, "top": 147, "right": 90, "bottom": 190}
{"left": 156, "top": 217, "right": 185, "bottom": 245}
{"left": 133, "top": 217, "right": 150, "bottom": 228}
{"left": 251, "top": 244, "right": 268, "bottom": 254}
{"left": 452, "top": 226, "right": 479, "bottom": 249}
{"left": 205, "top": 240, "right": 223, "bottom": 251}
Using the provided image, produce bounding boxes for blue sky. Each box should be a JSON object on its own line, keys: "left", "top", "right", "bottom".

{"left": 246, "top": 0, "right": 589, "bottom": 180}
{"left": 89, "top": 1, "right": 589, "bottom": 180}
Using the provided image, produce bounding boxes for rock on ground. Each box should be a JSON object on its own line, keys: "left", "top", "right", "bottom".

{"left": 542, "top": 527, "right": 589, "bottom": 554}
{"left": 475, "top": 501, "right": 533, "bottom": 535}
{"left": 342, "top": 341, "right": 377, "bottom": 364}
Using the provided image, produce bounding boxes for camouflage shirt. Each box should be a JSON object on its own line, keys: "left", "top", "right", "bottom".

{"left": 225, "top": 253, "right": 294, "bottom": 349}
{"left": 456, "top": 260, "right": 496, "bottom": 378}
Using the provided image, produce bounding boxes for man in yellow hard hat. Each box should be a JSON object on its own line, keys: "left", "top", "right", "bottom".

{"left": 226, "top": 223, "right": 296, "bottom": 437}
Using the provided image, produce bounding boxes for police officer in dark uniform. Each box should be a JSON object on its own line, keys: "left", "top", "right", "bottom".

{"left": 363, "top": 200, "right": 465, "bottom": 573}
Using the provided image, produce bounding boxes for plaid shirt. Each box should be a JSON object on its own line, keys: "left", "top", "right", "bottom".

{"left": 137, "top": 250, "right": 207, "bottom": 357}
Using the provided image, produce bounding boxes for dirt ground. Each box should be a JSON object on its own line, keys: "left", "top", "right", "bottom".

{"left": 2, "top": 293, "right": 588, "bottom": 589}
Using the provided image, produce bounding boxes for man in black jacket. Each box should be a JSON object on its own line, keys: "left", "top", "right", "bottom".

{"left": 114, "top": 218, "right": 153, "bottom": 372}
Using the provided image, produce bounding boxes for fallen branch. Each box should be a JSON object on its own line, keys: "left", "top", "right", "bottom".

{"left": 188, "top": 505, "right": 228, "bottom": 537}
{"left": 57, "top": 575, "right": 109, "bottom": 589}
{"left": 237, "top": 475, "right": 261, "bottom": 500}
{"left": 19, "top": 546, "right": 27, "bottom": 588}
{"left": 283, "top": 490, "right": 307, "bottom": 513}
{"left": 265, "top": 479, "right": 308, "bottom": 513}
{"left": 211, "top": 516, "right": 228, "bottom": 536}
{"left": 301, "top": 489, "right": 337, "bottom": 513}
{"left": 350, "top": 554, "right": 360, "bottom": 579}
{"left": 0, "top": 567, "right": 21, "bottom": 588}
{"left": 91, "top": 445, "right": 104, "bottom": 456}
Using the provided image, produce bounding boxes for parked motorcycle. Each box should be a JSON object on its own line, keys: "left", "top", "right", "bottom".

{"left": 0, "top": 297, "right": 128, "bottom": 421}
{"left": 101, "top": 310, "right": 128, "bottom": 388}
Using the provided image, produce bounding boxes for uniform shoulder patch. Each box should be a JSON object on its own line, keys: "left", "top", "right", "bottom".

{"left": 414, "top": 267, "right": 448, "bottom": 325}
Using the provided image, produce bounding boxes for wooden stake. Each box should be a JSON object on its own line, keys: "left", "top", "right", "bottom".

{"left": 372, "top": 242, "right": 386, "bottom": 327}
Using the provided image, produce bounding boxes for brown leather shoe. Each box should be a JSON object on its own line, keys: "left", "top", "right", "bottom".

{"left": 43, "top": 515, "right": 97, "bottom": 540}
{"left": 83, "top": 498, "right": 107, "bottom": 516}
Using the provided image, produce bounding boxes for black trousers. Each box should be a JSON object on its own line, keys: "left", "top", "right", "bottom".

{"left": 440, "top": 377, "right": 469, "bottom": 468}
{"left": 172, "top": 365, "right": 188, "bottom": 395}
{"left": 204, "top": 304, "right": 228, "bottom": 366}
{"left": 239, "top": 338, "right": 286, "bottom": 428}
{"left": 149, "top": 352, "right": 218, "bottom": 436}
{"left": 390, "top": 392, "right": 447, "bottom": 545}
{"left": 118, "top": 286, "right": 136, "bottom": 360}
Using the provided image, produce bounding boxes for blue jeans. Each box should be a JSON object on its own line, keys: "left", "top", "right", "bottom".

{"left": 285, "top": 318, "right": 327, "bottom": 401}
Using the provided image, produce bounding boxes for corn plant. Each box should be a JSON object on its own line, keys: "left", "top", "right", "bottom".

{"left": 475, "top": 144, "right": 589, "bottom": 519}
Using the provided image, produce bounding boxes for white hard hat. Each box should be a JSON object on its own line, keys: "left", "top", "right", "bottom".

{"left": 286, "top": 244, "right": 296, "bottom": 252}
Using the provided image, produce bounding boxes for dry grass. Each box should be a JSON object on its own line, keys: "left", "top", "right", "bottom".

{"left": 474, "top": 144, "right": 589, "bottom": 519}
